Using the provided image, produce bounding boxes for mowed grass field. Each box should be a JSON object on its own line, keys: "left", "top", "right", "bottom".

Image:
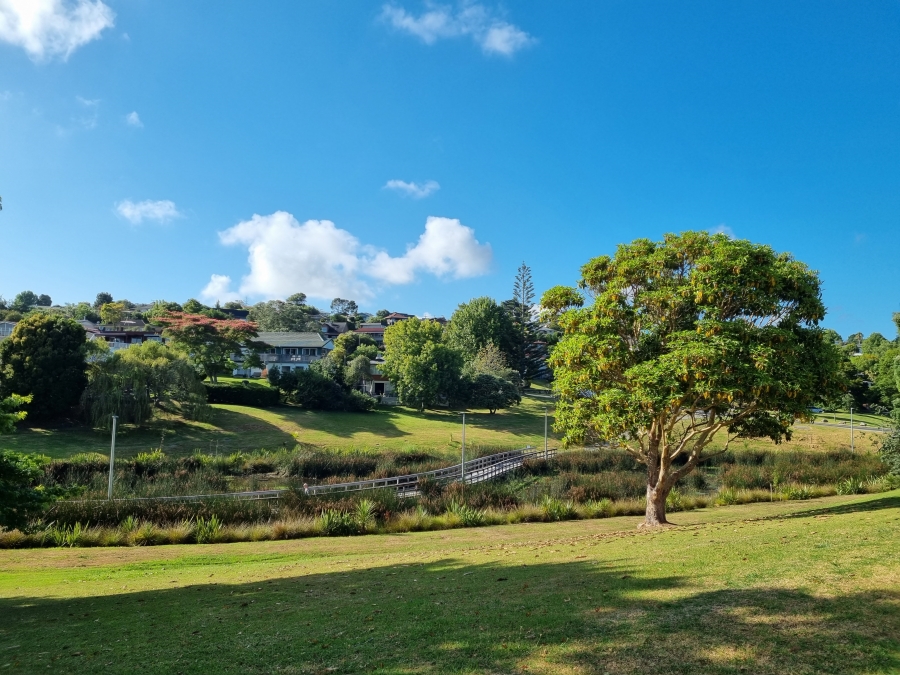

{"left": 1, "top": 392, "right": 561, "bottom": 460}
{"left": 1, "top": 491, "right": 898, "bottom": 674}
{"left": 0, "top": 387, "right": 881, "bottom": 461}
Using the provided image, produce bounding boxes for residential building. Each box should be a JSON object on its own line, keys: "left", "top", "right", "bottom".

{"left": 220, "top": 308, "right": 251, "bottom": 321}
{"left": 353, "top": 322, "right": 387, "bottom": 344}
{"left": 79, "top": 320, "right": 165, "bottom": 352}
{"left": 237, "top": 332, "right": 334, "bottom": 377}
{"left": 383, "top": 312, "right": 413, "bottom": 325}
{"left": 320, "top": 322, "right": 350, "bottom": 340}
{"left": 358, "top": 357, "right": 398, "bottom": 403}
{"left": 0, "top": 321, "right": 16, "bottom": 341}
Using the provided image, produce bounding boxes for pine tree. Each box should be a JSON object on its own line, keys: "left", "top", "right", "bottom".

{"left": 506, "top": 262, "right": 546, "bottom": 382}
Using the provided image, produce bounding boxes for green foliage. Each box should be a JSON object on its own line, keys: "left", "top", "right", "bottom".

{"left": 99, "top": 302, "right": 126, "bottom": 325}
{"left": 93, "top": 292, "right": 113, "bottom": 309}
{"left": 331, "top": 331, "right": 377, "bottom": 364}
{"left": 0, "top": 314, "right": 88, "bottom": 420}
{"left": 82, "top": 341, "right": 210, "bottom": 427}
{"left": 155, "top": 312, "right": 260, "bottom": 382}
{"left": 248, "top": 300, "right": 317, "bottom": 332}
{"left": 319, "top": 509, "right": 359, "bottom": 536}
{"left": 381, "top": 318, "right": 463, "bottom": 411}
{"left": 462, "top": 373, "right": 521, "bottom": 413}
{"left": 880, "top": 410, "right": 900, "bottom": 475}
{"left": 0, "top": 450, "right": 50, "bottom": 530}
{"left": 344, "top": 354, "right": 372, "bottom": 387}
{"left": 204, "top": 382, "right": 279, "bottom": 407}
{"left": 194, "top": 515, "right": 223, "bottom": 543}
{"left": 836, "top": 477, "right": 866, "bottom": 495}
{"left": 11, "top": 290, "right": 39, "bottom": 312}
{"left": 445, "top": 499, "right": 486, "bottom": 526}
{"left": 543, "top": 231, "right": 845, "bottom": 524}
{"left": 0, "top": 394, "right": 30, "bottom": 434}
{"left": 540, "top": 495, "right": 577, "bottom": 521}
{"left": 446, "top": 296, "right": 519, "bottom": 365}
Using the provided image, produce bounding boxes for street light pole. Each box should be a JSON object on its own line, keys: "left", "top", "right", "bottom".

{"left": 544, "top": 407, "right": 548, "bottom": 459}
{"left": 107, "top": 415, "right": 118, "bottom": 500}
{"left": 460, "top": 412, "right": 466, "bottom": 484}
{"left": 850, "top": 407, "right": 854, "bottom": 454}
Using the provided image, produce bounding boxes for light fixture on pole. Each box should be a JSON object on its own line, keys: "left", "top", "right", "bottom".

{"left": 107, "top": 415, "right": 118, "bottom": 500}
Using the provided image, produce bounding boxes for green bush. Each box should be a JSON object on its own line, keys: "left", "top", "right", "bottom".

{"left": 540, "top": 495, "right": 577, "bottom": 521}
{"left": 319, "top": 509, "right": 359, "bottom": 536}
{"left": 203, "top": 383, "right": 279, "bottom": 407}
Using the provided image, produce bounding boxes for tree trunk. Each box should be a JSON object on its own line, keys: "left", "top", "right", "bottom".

{"left": 644, "top": 482, "right": 671, "bottom": 526}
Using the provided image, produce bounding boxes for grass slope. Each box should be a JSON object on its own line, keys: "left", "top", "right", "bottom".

{"left": 1, "top": 491, "right": 898, "bottom": 674}
{"left": 2, "top": 394, "right": 559, "bottom": 460}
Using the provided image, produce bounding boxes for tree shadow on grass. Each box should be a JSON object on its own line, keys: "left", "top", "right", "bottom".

{"left": 271, "top": 406, "right": 413, "bottom": 441}
{"left": 2, "top": 556, "right": 897, "bottom": 675}
{"left": 773, "top": 493, "right": 900, "bottom": 520}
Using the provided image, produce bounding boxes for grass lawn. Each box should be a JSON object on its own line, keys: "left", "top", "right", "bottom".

{"left": 1, "top": 491, "right": 898, "bottom": 674}
{"left": 0, "top": 393, "right": 560, "bottom": 460}
{"left": 814, "top": 411, "right": 892, "bottom": 427}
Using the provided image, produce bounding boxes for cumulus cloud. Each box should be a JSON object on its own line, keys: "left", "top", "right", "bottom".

{"left": 116, "top": 199, "right": 182, "bottom": 225}
{"left": 384, "top": 179, "right": 440, "bottom": 199}
{"left": 0, "top": 0, "right": 115, "bottom": 61}
{"left": 380, "top": 2, "right": 534, "bottom": 56}
{"left": 125, "top": 111, "right": 142, "bottom": 127}
{"left": 207, "top": 211, "right": 493, "bottom": 302}
{"left": 200, "top": 274, "right": 242, "bottom": 305}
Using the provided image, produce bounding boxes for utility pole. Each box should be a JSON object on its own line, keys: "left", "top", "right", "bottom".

{"left": 850, "top": 407, "right": 854, "bottom": 454}
{"left": 460, "top": 412, "right": 466, "bottom": 484}
{"left": 107, "top": 415, "right": 118, "bottom": 500}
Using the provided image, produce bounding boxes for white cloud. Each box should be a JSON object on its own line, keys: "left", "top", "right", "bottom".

{"left": 380, "top": 2, "right": 534, "bottom": 56}
{"left": 116, "top": 199, "right": 182, "bottom": 225}
{"left": 125, "top": 111, "right": 142, "bottom": 127}
{"left": 0, "top": 0, "right": 114, "bottom": 61}
{"left": 75, "top": 94, "right": 99, "bottom": 128}
{"left": 209, "top": 211, "right": 493, "bottom": 302}
{"left": 368, "top": 216, "right": 493, "bottom": 284}
{"left": 384, "top": 179, "right": 440, "bottom": 199}
{"left": 709, "top": 224, "right": 736, "bottom": 239}
{"left": 200, "top": 274, "right": 242, "bottom": 305}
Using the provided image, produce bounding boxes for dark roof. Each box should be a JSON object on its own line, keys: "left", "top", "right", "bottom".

{"left": 256, "top": 332, "right": 334, "bottom": 348}
{"left": 220, "top": 308, "right": 251, "bottom": 320}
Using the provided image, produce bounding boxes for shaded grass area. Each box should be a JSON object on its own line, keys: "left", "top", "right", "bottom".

{"left": 0, "top": 492, "right": 898, "bottom": 674}
{"left": 0, "top": 393, "right": 558, "bottom": 460}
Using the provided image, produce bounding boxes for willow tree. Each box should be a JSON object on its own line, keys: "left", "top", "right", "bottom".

{"left": 542, "top": 232, "right": 843, "bottom": 526}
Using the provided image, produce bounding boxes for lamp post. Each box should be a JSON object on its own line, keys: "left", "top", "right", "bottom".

{"left": 459, "top": 412, "right": 466, "bottom": 484}
{"left": 850, "top": 407, "right": 854, "bottom": 454}
{"left": 107, "top": 415, "right": 118, "bottom": 500}
{"left": 544, "top": 407, "right": 548, "bottom": 459}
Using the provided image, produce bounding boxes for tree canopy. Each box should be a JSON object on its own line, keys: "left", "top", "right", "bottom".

{"left": 542, "top": 231, "right": 844, "bottom": 526}
{"left": 445, "top": 296, "right": 518, "bottom": 365}
{"left": 381, "top": 318, "right": 462, "bottom": 411}
{"left": 248, "top": 300, "right": 317, "bottom": 332}
{"left": 81, "top": 341, "right": 209, "bottom": 428}
{"left": 0, "top": 314, "right": 88, "bottom": 420}
{"left": 155, "top": 312, "right": 259, "bottom": 382}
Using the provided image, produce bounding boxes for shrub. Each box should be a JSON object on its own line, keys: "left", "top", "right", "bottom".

{"left": 203, "top": 383, "right": 279, "bottom": 407}
{"left": 355, "top": 499, "right": 377, "bottom": 532}
{"left": 836, "top": 477, "right": 866, "bottom": 495}
{"left": 319, "top": 509, "right": 359, "bottom": 536}
{"left": 195, "top": 515, "right": 223, "bottom": 543}
{"left": 540, "top": 495, "right": 577, "bottom": 521}
{"left": 445, "top": 500, "right": 485, "bottom": 527}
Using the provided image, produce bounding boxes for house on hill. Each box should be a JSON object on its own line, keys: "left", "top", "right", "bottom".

{"left": 353, "top": 322, "right": 387, "bottom": 344}
{"left": 0, "top": 321, "right": 16, "bottom": 341}
{"left": 237, "top": 331, "right": 334, "bottom": 377}
{"left": 383, "top": 312, "right": 413, "bottom": 325}
{"left": 78, "top": 320, "right": 165, "bottom": 352}
{"left": 320, "top": 322, "right": 350, "bottom": 339}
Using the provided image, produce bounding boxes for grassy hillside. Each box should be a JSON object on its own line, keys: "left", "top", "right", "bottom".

{"left": 0, "top": 491, "right": 897, "bottom": 674}
{"left": 1, "top": 392, "right": 560, "bottom": 460}
{"left": 0, "top": 387, "right": 882, "bottom": 461}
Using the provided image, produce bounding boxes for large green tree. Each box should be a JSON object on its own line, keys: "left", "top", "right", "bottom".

{"left": 81, "top": 342, "right": 209, "bottom": 428}
{"left": 542, "top": 232, "right": 843, "bottom": 526}
{"left": 0, "top": 314, "right": 88, "bottom": 420}
{"left": 445, "top": 296, "right": 518, "bottom": 365}
{"left": 155, "top": 312, "right": 259, "bottom": 382}
{"left": 381, "top": 318, "right": 462, "bottom": 411}
{"left": 248, "top": 300, "right": 317, "bottom": 332}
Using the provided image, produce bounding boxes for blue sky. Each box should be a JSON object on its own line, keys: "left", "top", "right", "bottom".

{"left": 0, "top": 1, "right": 898, "bottom": 337}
